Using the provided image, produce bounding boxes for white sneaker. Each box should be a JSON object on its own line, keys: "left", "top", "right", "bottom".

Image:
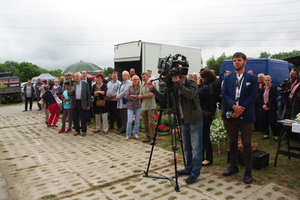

{"left": 125, "top": 137, "right": 129, "bottom": 140}
{"left": 134, "top": 136, "right": 139, "bottom": 139}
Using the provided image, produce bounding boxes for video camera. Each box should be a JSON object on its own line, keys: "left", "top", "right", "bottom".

{"left": 157, "top": 54, "right": 189, "bottom": 83}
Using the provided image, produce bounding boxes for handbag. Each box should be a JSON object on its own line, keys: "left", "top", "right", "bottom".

{"left": 51, "top": 91, "right": 62, "bottom": 108}
{"left": 96, "top": 96, "right": 105, "bottom": 107}
{"left": 122, "top": 97, "right": 127, "bottom": 105}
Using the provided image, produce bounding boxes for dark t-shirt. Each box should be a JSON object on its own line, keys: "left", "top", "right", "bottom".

{"left": 42, "top": 91, "right": 56, "bottom": 108}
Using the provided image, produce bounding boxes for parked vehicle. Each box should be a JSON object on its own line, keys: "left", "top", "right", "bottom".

{"left": 219, "top": 58, "right": 293, "bottom": 87}
{"left": 0, "top": 72, "right": 22, "bottom": 104}
{"left": 114, "top": 40, "right": 203, "bottom": 81}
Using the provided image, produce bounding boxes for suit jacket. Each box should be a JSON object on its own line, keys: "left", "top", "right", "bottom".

{"left": 222, "top": 72, "right": 258, "bottom": 123}
{"left": 68, "top": 81, "right": 91, "bottom": 110}
{"left": 258, "top": 85, "right": 278, "bottom": 111}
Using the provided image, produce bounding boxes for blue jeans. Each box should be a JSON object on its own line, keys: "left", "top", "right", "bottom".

{"left": 180, "top": 120, "right": 203, "bottom": 178}
{"left": 126, "top": 107, "right": 142, "bottom": 137}
{"left": 277, "top": 96, "right": 287, "bottom": 120}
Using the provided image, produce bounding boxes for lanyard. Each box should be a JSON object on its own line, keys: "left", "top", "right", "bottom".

{"left": 235, "top": 72, "right": 246, "bottom": 104}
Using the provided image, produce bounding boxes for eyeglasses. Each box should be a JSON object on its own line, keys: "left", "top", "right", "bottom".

{"left": 133, "top": 79, "right": 139, "bottom": 80}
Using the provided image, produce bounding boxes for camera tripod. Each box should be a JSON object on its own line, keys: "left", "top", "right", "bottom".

{"left": 143, "top": 87, "right": 186, "bottom": 192}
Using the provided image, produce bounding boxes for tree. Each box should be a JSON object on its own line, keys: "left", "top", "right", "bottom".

{"left": 0, "top": 61, "right": 19, "bottom": 73}
{"left": 270, "top": 50, "right": 300, "bottom": 60}
{"left": 259, "top": 52, "right": 271, "bottom": 58}
{"left": 206, "top": 53, "right": 232, "bottom": 76}
{"left": 259, "top": 50, "right": 300, "bottom": 60}
{"left": 103, "top": 67, "right": 114, "bottom": 77}
{"left": 49, "top": 69, "right": 63, "bottom": 78}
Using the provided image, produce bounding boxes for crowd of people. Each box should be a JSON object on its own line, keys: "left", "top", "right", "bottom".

{"left": 21, "top": 52, "right": 299, "bottom": 185}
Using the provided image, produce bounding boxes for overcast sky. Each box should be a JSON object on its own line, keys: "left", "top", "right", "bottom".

{"left": 0, "top": 0, "right": 299, "bottom": 71}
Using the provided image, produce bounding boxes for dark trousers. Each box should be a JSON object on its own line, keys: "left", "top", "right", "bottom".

{"left": 73, "top": 100, "right": 87, "bottom": 133}
{"left": 254, "top": 103, "right": 263, "bottom": 131}
{"left": 224, "top": 119, "right": 253, "bottom": 172}
{"left": 262, "top": 109, "right": 278, "bottom": 136}
{"left": 202, "top": 112, "right": 214, "bottom": 162}
{"left": 36, "top": 95, "right": 41, "bottom": 109}
{"left": 24, "top": 97, "right": 33, "bottom": 110}
{"left": 108, "top": 101, "right": 121, "bottom": 129}
{"left": 118, "top": 108, "right": 127, "bottom": 132}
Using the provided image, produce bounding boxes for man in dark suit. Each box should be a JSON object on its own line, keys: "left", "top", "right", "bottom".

{"left": 222, "top": 52, "right": 258, "bottom": 184}
{"left": 82, "top": 71, "right": 92, "bottom": 124}
{"left": 68, "top": 72, "right": 91, "bottom": 136}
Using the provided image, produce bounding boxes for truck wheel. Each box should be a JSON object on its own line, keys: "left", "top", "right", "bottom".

{"left": 17, "top": 96, "right": 23, "bottom": 102}
{"left": 1, "top": 97, "right": 6, "bottom": 104}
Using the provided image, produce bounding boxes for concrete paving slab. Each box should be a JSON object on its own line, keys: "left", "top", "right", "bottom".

{"left": 0, "top": 104, "right": 299, "bottom": 200}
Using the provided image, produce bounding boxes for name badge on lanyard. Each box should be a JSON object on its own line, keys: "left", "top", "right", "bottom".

{"left": 235, "top": 73, "right": 245, "bottom": 104}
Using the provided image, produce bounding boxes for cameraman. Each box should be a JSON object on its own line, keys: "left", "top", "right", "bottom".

{"left": 145, "top": 65, "right": 203, "bottom": 184}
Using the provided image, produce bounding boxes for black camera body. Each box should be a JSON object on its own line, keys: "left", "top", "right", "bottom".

{"left": 157, "top": 54, "right": 189, "bottom": 83}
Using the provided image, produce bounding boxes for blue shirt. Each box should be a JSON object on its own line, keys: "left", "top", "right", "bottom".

{"left": 63, "top": 90, "right": 71, "bottom": 109}
{"left": 75, "top": 81, "right": 82, "bottom": 100}
{"left": 107, "top": 80, "right": 121, "bottom": 101}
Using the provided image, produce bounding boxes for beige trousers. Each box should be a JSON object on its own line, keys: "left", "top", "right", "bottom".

{"left": 95, "top": 113, "right": 108, "bottom": 131}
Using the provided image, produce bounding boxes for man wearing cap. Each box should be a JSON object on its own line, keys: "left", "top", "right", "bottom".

{"left": 68, "top": 72, "right": 91, "bottom": 136}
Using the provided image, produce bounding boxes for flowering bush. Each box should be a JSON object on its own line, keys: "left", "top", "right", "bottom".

{"left": 154, "top": 124, "right": 170, "bottom": 132}
{"left": 210, "top": 118, "right": 228, "bottom": 153}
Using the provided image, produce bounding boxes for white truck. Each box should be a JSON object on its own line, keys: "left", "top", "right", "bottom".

{"left": 114, "top": 40, "right": 202, "bottom": 80}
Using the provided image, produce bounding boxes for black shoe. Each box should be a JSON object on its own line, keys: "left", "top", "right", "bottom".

{"left": 186, "top": 175, "right": 197, "bottom": 184}
{"left": 202, "top": 161, "right": 213, "bottom": 166}
{"left": 244, "top": 171, "right": 253, "bottom": 184}
{"left": 223, "top": 166, "right": 239, "bottom": 176}
{"left": 177, "top": 169, "right": 191, "bottom": 176}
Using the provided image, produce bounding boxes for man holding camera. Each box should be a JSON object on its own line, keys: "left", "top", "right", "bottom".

{"left": 145, "top": 65, "right": 203, "bottom": 184}
{"left": 222, "top": 52, "right": 258, "bottom": 184}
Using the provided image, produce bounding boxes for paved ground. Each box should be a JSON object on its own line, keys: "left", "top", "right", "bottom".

{"left": 0, "top": 104, "right": 299, "bottom": 200}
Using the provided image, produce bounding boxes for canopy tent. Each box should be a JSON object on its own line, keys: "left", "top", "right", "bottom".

{"left": 32, "top": 73, "right": 55, "bottom": 82}
{"left": 62, "top": 61, "right": 102, "bottom": 74}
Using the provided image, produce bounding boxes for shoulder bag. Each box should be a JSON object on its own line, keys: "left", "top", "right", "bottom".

{"left": 51, "top": 91, "right": 62, "bottom": 108}
{"left": 96, "top": 96, "right": 105, "bottom": 107}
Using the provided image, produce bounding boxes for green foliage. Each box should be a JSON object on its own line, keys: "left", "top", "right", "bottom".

{"left": 103, "top": 67, "right": 114, "bottom": 77}
{"left": 206, "top": 53, "right": 232, "bottom": 76}
{"left": 259, "top": 52, "right": 271, "bottom": 58}
{"left": 259, "top": 50, "right": 300, "bottom": 60}
{"left": 270, "top": 50, "right": 300, "bottom": 60}
{"left": 0, "top": 60, "right": 63, "bottom": 82}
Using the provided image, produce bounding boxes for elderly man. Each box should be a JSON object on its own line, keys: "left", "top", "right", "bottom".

{"left": 59, "top": 76, "right": 65, "bottom": 87}
{"left": 23, "top": 80, "right": 35, "bottom": 111}
{"left": 139, "top": 72, "right": 156, "bottom": 143}
{"left": 68, "top": 72, "right": 91, "bottom": 136}
{"left": 130, "top": 68, "right": 137, "bottom": 79}
{"left": 35, "top": 77, "right": 43, "bottom": 111}
{"left": 82, "top": 70, "right": 92, "bottom": 124}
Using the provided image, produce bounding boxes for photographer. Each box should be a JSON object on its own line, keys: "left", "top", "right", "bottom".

{"left": 145, "top": 64, "right": 203, "bottom": 184}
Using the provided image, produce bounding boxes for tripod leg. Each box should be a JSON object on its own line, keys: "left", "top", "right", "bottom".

{"left": 144, "top": 109, "right": 163, "bottom": 177}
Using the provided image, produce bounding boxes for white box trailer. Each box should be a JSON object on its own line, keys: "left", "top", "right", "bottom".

{"left": 114, "top": 40, "right": 202, "bottom": 81}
